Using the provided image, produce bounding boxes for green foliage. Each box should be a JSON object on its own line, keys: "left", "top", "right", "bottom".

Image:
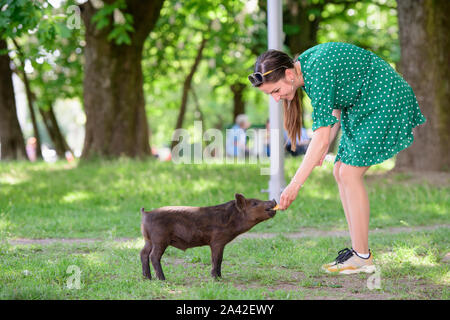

{"left": 318, "top": 0, "right": 399, "bottom": 63}
{"left": 0, "top": 0, "right": 60, "bottom": 49}
{"left": 2, "top": 0, "right": 84, "bottom": 113}
{"left": 91, "top": 0, "right": 135, "bottom": 45}
{"left": 145, "top": 0, "right": 261, "bottom": 80}
{"left": 143, "top": 0, "right": 268, "bottom": 146}
{"left": 25, "top": 30, "right": 84, "bottom": 111}
{"left": 143, "top": 0, "right": 403, "bottom": 148}
{"left": 1, "top": 0, "right": 406, "bottom": 151}
{"left": 0, "top": 0, "right": 41, "bottom": 39}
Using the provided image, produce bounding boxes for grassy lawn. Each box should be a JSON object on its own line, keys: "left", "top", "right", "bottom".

{"left": 0, "top": 157, "right": 448, "bottom": 238}
{"left": 1, "top": 230, "right": 448, "bottom": 299}
{"left": 0, "top": 157, "right": 449, "bottom": 299}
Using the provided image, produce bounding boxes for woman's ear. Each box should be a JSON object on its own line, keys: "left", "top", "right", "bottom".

{"left": 284, "top": 68, "right": 296, "bottom": 82}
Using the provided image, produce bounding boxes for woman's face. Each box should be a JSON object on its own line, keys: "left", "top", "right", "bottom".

{"left": 258, "top": 77, "right": 295, "bottom": 102}
{"left": 256, "top": 64, "right": 303, "bottom": 102}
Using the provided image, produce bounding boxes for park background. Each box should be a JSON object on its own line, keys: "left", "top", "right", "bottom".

{"left": 0, "top": 0, "right": 449, "bottom": 300}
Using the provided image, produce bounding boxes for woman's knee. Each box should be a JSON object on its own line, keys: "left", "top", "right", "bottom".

{"left": 339, "top": 164, "right": 367, "bottom": 184}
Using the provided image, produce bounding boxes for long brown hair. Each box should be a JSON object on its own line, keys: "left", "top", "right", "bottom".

{"left": 251, "top": 50, "right": 302, "bottom": 151}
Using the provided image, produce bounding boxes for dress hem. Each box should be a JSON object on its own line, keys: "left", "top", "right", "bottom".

{"left": 334, "top": 117, "right": 426, "bottom": 167}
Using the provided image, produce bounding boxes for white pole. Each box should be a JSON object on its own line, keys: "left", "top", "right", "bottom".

{"left": 267, "top": 0, "right": 285, "bottom": 202}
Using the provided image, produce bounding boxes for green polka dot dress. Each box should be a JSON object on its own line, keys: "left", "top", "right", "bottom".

{"left": 298, "top": 42, "right": 426, "bottom": 167}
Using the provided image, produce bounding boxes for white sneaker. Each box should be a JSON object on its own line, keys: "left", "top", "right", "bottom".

{"left": 324, "top": 249, "right": 376, "bottom": 274}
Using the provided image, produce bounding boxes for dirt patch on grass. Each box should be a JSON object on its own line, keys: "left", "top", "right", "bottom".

{"left": 233, "top": 271, "right": 446, "bottom": 300}
{"left": 6, "top": 237, "right": 134, "bottom": 246}
{"left": 144, "top": 258, "right": 446, "bottom": 300}
{"left": 386, "top": 281, "right": 438, "bottom": 299}
{"left": 5, "top": 227, "right": 448, "bottom": 300}
{"left": 232, "top": 270, "right": 390, "bottom": 300}
{"left": 8, "top": 224, "right": 448, "bottom": 245}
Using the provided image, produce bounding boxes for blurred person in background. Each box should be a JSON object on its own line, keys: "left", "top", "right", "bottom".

{"left": 226, "top": 114, "right": 251, "bottom": 158}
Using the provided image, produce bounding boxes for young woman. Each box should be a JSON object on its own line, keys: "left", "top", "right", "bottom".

{"left": 248, "top": 42, "right": 426, "bottom": 274}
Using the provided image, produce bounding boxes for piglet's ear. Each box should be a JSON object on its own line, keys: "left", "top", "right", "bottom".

{"left": 234, "top": 193, "right": 246, "bottom": 212}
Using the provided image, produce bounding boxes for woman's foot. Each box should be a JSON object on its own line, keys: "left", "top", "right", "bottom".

{"left": 321, "top": 248, "right": 354, "bottom": 270}
{"left": 324, "top": 249, "right": 376, "bottom": 274}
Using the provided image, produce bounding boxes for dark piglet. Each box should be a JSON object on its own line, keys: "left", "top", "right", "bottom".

{"left": 140, "top": 193, "right": 277, "bottom": 280}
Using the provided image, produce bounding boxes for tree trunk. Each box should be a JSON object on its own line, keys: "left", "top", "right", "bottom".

{"left": 230, "top": 82, "right": 246, "bottom": 122}
{"left": 284, "top": 0, "right": 322, "bottom": 56}
{"left": 11, "top": 39, "right": 44, "bottom": 160}
{"left": 190, "top": 87, "right": 205, "bottom": 124}
{"left": 395, "top": 0, "right": 450, "bottom": 171}
{"left": 171, "top": 32, "right": 208, "bottom": 150}
{"left": 80, "top": 0, "right": 164, "bottom": 159}
{"left": 39, "top": 105, "right": 72, "bottom": 158}
{"left": 0, "top": 39, "right": 27, "bottom": 160}
{"left": 21, "top": 71, "right": 43, "bottom": 160}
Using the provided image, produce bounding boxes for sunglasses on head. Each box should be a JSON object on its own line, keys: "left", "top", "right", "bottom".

{"left": 248, "top": 66, "right": 288, "bottom": 87}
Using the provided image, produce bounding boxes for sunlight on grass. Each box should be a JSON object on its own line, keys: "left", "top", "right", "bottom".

{"left": 374, "top": 213, "right": 394, "bottom": 224}
{"left": 381, "top": 246, "right": 439, "bottom": 268}
{"left": 397, "top": 247, "right": 438, "bottom": 267}
{"left": 418, "top": 203, "right": 449, "bottom": 216}
{"left": 109, "top": 238, "right": 143, "bottom": 250}
{"left": 61, "top": 191, "right": 92, "bottom": 204}
{"left": 84, "top": 252, "right": 105, "bottom": 267}
{"left": 0, "top": 172, "right": 29, "bottom": 185}
{"left": 436, "top": 272, "right": 450, "bottom": 286}
{"left": 191, "top": 179, "right": 220, "bottom": 193}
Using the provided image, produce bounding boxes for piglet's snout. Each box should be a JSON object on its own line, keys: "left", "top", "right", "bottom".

{"left": 264, "top": 199, "right": 277, "bottom": 210}
{"left": 263, "top": 199, "right": 278, "bottom": 217}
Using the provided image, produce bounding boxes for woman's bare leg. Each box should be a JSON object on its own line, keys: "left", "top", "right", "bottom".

{"left": 339, "top": 163, "right": 371, "bottom": 254}
{"left": 333, "top": 161, "right": 353, "bottom": 241}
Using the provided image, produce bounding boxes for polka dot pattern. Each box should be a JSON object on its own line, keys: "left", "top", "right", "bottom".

{"left": 298, "top": 42, "right": 426, "bottom": 167}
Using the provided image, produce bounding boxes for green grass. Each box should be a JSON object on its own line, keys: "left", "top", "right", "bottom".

{"left": 0, "top": 157, "right": 448, "bottom": 299}
{"left": 0, "top": 157, "right": 448, "bottom": 238}
{"left": 0, "top": 229, "right": 448, "bottom": 299}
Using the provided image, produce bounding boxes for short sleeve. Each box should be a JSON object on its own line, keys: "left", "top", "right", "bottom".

{"left": 310, "top": 72, "right": 339, "bottom": 132}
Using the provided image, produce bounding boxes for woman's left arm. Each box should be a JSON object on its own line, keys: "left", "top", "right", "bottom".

{"left": 278, "top": 125, "right": 331, "bottom": 210}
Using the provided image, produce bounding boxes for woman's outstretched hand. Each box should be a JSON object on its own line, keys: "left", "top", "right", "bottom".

{"left": 278, "top": 181, "right": 301, "bottom": 210}
{"left": 278, "top": 125, "right": 333, "bottom": 210}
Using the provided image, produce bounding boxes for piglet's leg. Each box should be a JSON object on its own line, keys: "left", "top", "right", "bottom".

{"left": 140, "top": 241, "right": 152, "bottom": 280}
{"left": 150, "top": 245, "right": 167, "bottom": 280}
{"left": 210, "top": 244, "right": 225, "bottom": 278}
